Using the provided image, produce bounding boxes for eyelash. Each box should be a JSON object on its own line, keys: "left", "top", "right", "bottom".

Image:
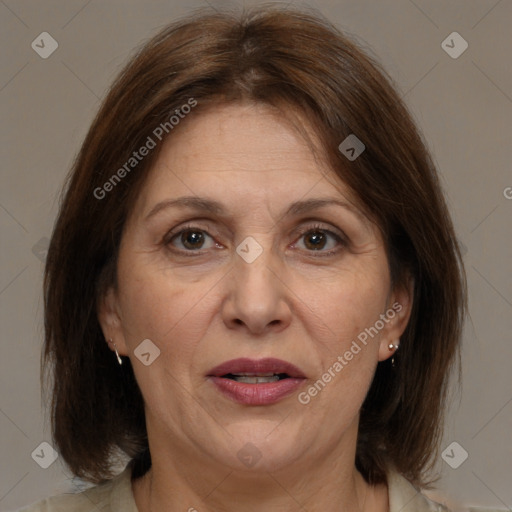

{"left": 163, "top": 222, "right": 347, "bottom": 258}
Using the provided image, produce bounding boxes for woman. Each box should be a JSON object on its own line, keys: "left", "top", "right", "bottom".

{"left": 20, "top": 4, "right": 466, "bottom": 511}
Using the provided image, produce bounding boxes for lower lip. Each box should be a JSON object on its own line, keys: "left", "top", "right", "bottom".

{"left": 208, "top": 377, "right": 305, "bottom": 405}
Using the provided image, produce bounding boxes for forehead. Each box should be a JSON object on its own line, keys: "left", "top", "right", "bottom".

{"left": 162, "top": 101, "right": 324, "bottom": 167}
{"left": 132, "top": 102, "right": 362, "bottom": 219}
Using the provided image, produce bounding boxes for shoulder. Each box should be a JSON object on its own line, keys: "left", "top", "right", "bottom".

{"left": 14, "top": 466, "right": 137, "bottom": 512}
{"left": 387, "top": 470, "right": 451, "bottom": 512}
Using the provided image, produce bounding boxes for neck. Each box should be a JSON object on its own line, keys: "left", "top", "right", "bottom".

{"left": 132, "top": 420, "right": 388, "bottom": 512}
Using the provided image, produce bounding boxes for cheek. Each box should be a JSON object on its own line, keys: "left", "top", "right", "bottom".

{"left": 117, "top": 262, "right": 212, "bottom": 359}
{"left": 116, "top": 251, "right": 232, "bottom": 387}
{"left": 299, "top": 266, "right": 388, "bottom": 410}
{"left": 115, "top": 267, "right": 216, "bottom": 418}
{"left": 301, "top": 265, "right": 389, "bottom": 349}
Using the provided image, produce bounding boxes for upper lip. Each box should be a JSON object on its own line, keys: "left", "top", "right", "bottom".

{"left": 207, "top": 358, "right": 306, "bottom": 378}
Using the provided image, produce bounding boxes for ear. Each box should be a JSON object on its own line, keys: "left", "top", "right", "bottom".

{"left": 377, "top": 277, "right": 414, "bottom": 362}
{"left": 97, "top": 285, "right": 128, "bottom": 356}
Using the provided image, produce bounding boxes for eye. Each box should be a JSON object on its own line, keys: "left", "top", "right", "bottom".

{"left": 166, "top": 226, "right": 217, "bottom": 252}
{"left": 164, "top": 223, "right": 345, "bottom": 256}
{"left": 294, "top": 225, "right": 345, "bottom": 254}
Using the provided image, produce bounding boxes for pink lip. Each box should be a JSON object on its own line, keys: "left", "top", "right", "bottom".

{"left": 207, "top": 358, "right": 306, "bottom": 406}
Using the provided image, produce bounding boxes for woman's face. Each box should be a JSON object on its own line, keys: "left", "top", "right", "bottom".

{"left": 100, "top": 102, "right": 411, "bottom": 474}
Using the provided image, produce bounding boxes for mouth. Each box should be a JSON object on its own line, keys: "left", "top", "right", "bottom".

{"left": 208, "top": 357, "right": 306, "bottom": 380}
{"left": 221, "top": 372, "right": 290, "bottom": 384}
{"left": 207, "top": 358, "right": 306, "bottom": 405}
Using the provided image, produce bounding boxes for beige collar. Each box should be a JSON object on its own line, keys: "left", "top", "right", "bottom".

{"left": 387, "top": 470, "right": 449, "bottom": 511}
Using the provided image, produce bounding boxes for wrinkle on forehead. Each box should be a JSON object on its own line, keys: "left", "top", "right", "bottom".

{"left": 129, "top": 101, "right": 372, "bottom": 232}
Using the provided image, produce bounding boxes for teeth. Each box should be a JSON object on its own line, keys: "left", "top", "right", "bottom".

{"left": 231, "top": 375, "right": 280, "bottom": 384}
{"left": 231, "top": 372, "right": 276, "bottom": 377}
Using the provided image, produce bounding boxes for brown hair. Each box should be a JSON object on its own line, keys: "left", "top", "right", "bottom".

{"left": 43, "top": 4, "right": 466, "bottom": 488}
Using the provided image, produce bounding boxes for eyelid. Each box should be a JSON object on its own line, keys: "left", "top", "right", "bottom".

{"left": 293, "top": 221, "right": 346, "bottom": 241}
{"left": 163, "top": 221, "right": 215, "bottom": 242}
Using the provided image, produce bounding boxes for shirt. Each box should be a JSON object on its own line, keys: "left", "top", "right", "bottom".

{"left": 15, "top": 465, "right": 449, "bottom": 512}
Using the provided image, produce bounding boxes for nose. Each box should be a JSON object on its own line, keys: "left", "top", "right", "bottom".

{"left": 221, "top": 248, "right": 292, "bottom": 336}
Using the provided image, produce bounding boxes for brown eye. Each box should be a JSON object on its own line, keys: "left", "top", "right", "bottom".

{"left": 304, "top": 231, "right": 328, "bottom": 250}
{"left": 294, "top": 226, "right": 344, "bottom": 255}
{"left": 180, "top": 230, "right": 205, "bottom": 249}
{"left": 167, "top": 228, "right": 215, "bottom": 252}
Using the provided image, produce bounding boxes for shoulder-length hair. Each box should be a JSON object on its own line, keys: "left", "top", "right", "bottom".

{"left": 43, "top": 4, "right": 466, "bottom": 488}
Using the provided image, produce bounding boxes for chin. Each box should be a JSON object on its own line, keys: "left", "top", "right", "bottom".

{"left": 218, "top": 422, "right": 308, "bottom": 473}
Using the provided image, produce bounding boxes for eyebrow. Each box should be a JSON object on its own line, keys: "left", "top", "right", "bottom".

{"left": 144, "top": 195, "right": 366, "bottom": 223}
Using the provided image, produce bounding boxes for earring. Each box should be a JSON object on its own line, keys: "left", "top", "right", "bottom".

{"left": 108, "top": 338, "right": 123, "bottom": 366}
{"left": 388, "top": 340, "right": 400, "bottom": 367}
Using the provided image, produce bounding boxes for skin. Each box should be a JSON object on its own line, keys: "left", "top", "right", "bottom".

{"left": 99, "top": 102, "right": 412, "bottom": 512}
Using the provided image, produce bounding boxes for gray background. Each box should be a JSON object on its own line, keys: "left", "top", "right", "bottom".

{"left": 1, "top": 0, "right": 511, "bottom": 511}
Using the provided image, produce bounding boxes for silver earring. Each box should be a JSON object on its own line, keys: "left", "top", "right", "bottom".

{"left": 108, "top": 338, "right": 123, "bottom": 365}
